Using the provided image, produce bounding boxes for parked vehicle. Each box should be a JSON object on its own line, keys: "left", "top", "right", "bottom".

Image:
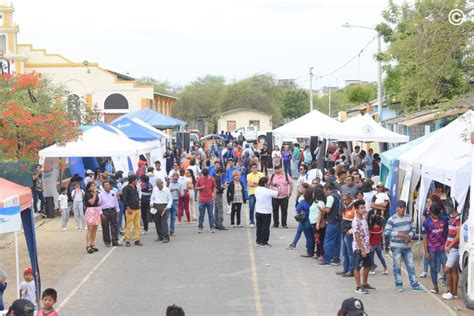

{"left": 231, "top": 126, "right": 258, "bottom": 142}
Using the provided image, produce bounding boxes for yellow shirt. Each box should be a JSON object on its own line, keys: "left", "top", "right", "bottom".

{"left": 247, "top": 171, "right": 264, "bottom": 195}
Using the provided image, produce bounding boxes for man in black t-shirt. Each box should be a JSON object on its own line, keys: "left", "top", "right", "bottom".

{"left": 31, "top": 164, "right": 45, "bottom": 215}
{"left": 260, "top": 144, "right": 269, "bottom": 175}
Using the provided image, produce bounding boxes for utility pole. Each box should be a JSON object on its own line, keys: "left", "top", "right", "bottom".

{"left": 309, "top": 67, "right": 314, "bottom": 112}
{"left": 328, "top": 88, "right": 332, "bottom": 117}
{"left": 376, "top": 33, "right": 383, "bottom": 122}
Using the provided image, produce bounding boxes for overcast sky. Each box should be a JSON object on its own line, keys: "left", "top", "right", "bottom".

{"left": 12, "top": 0, "right": 402, "bottom": 89}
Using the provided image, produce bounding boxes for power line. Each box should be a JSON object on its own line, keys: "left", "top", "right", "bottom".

{"left": 316, "top": 36, "right": 376, "bottom": 80}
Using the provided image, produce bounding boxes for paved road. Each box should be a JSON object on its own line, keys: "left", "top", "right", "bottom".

{"left": 54, "top": 206, "right": 458, "bottom": 316}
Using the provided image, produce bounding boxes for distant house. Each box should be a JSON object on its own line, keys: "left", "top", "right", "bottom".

{"left": 216, "top": 108, "right": 273, "bottom": 132}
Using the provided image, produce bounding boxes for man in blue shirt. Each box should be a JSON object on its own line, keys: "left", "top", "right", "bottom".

{"left": 225, "top": 159, "right": 240, "bottom": 184}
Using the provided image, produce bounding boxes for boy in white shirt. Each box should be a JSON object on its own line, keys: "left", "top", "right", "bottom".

{"left": 58, "top": 187, "right": 69, "bottom": 231}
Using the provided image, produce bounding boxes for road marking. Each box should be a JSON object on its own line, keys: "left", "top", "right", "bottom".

{"left": 57, "top": 246, "right": 116, "bottom": 312}
{"left": 245, "top": 208, "right": 263, "bottom": 316}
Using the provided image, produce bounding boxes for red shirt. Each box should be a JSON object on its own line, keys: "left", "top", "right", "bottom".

{"left": 369, "top": 225, "right": 383, "bottom": 246}
{"left": 196, "top": 176, "right": 216, "bottom": 202}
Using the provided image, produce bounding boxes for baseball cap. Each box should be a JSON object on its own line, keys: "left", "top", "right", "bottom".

{"left": 339, "top": 297, "right": 367, "bottom": 316}
{"left": 397, "top": 200, "right": 407, "bottom": 208}
{"left": 7, "top": 299, "right": 35, "bottom": 316}
{"left": 86, "top": 169, "right": 93, "bottom": 175}
{"left": 23, "top": 267, "right": 32, "bottom": 275}
{"left": 376, "top": 182, "right": 384, "bottom": 188}
{"left": 172, "top": 173, "right": 179, "bottom": 179}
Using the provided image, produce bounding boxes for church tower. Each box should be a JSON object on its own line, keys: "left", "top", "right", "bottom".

{"left": 0, "top": 2, "right": 25, "bottom": 74}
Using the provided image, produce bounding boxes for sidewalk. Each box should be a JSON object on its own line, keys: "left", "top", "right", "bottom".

{"left": 1, "top": 216, "right": 88, "bottom": 307}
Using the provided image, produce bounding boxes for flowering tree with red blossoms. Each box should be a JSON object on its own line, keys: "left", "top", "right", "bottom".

{"left": 0, "top": 73, "right": 99, "bottom": 162}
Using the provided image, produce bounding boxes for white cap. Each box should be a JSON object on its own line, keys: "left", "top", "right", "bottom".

{"left": 86, "top": 169, "right": 93, "bottom": 175}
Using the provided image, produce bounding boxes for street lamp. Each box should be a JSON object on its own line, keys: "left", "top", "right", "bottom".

{"left": 342, "top": 23, "right": 383, "bottom": 122}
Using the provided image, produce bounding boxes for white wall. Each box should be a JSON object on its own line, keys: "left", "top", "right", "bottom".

{"left": 217, "top": 110, "right": 272, "bottom": 132}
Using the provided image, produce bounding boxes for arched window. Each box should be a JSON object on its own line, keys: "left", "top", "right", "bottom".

{"left": 67, "top": 94, "right": 82, "bottom": 123}
{"left": 104, "top": 93, "right": 129, "bottom": 110}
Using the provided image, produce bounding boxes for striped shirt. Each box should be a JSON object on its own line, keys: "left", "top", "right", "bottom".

{"left": 384, "top": 214, "right": 415, "bottom": 249}
{"left": 446, "top": 215, "right": 461, "bottom": 249}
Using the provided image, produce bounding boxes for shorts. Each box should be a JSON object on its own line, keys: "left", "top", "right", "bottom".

{"left": 445, "top": 248, "right": 460, "bottom": 268}
{"left": 353, "top": 249, "right": 371, "bottom": 270}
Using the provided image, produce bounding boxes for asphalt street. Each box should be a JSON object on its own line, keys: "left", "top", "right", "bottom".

{"left": 53, "top": 205, "right": 457, "bottom": 316}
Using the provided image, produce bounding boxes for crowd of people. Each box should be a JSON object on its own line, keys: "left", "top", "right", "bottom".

{"left": 18, "top": 137, "right": 461, "bottom": 315}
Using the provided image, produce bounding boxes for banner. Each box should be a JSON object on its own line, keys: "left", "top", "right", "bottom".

{"left": 0, "top": 205, "right": 21, "bottom": 233}
{"left": 389, "top": 159, "right": 400, "bottom": 216}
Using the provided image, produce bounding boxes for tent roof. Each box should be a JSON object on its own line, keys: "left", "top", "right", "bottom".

{"left": 112, "top": 109, "right": 186, "bottom": 130}
{"left": 110, "top": 117, "right": 164, "bottom": 141}
{"left": 0, "top": 178, "right": 33, "bottom": 211}
{"left": 131, "top": 118, "right": 169, "bottom": 139}
{"left": 342, "top": 114, "right": 409, "bottom": 143}
{"left": 272, "top": 109, "right": 354, "bottom": 139}
{"left": 39, "top": 126, "right": 153, "bottom": 158}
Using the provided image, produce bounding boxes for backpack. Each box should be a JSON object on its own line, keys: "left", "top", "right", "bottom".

{"left": 270, "top": 173, "right": 290, "bottom": 185}
{"left": 330, "top": 191, "right": 345, "bottom": 222}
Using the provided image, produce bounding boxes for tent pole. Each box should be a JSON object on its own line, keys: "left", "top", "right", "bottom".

{"left": 15, "top": 230, "right": 20, "bottom": 299}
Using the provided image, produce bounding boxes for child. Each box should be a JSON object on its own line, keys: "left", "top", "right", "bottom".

{"left": 368, "top": 211, "right": 388, "bottom": 275}
{"left": 19, "top": 267, "right": 36, "bottom": 306}
{"left": 38, "top": 288, "right": 58, "bottom": 316}
{"left": 352, "top": 200, "right": 374, "bottom": 294}
{"left": 58, "top": 187, "right": 69, "bottom": 231}
{"left": 71, "top": 182, "right": 85, "bottom": 230}
{"left": 0, "top": 267, "right": 6, "bottom": 311}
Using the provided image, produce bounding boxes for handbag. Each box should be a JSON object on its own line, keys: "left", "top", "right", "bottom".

{"left": 294, "top": 211, "right": 306, "bottom": 223}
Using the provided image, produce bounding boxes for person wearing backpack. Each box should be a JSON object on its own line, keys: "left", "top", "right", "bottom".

{"left": 318, "top": 183, "right": 343, "bottom": 267}
{"left": 267, "top": 165, "right": 293, "bottom": 228}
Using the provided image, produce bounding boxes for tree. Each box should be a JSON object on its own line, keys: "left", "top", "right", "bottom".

{"left": 281, "top": 89, "right": 309, "bottom": 119}
{"left": 377, "top": 0, "right": 473, "bottom": 112}
{"left": 344, "top": 84, "right": 376, "bottom": 104}
{"left": 0, "top": 73, "right": 82, "bottom": 161}
{"left": 138, "top": 77, "right": 177, "bottom": 95}
{"left": 172, "top": 75, "right": 226, "bottom": 130}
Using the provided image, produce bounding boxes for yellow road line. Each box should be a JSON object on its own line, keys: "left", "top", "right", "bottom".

{"left": 246, "top": 207, "right": 263, "bottom": 316}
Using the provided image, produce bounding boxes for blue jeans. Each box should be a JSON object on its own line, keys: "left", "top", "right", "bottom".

{"left": 249, "top": 194, "right": 256, "bottom": 224}
{"left": 291, "top": 222, "right": 304, "bottom": 246}
{"left": 392, "top": 247, "right": 420, "bottom": 288}
{"left": 169, "top": 200, "right": 178, "bottom": 233}
{"left": 283, "top": 159, "right": 291, "bottom": 177}
{"left": 428, "top": 249, "right": 447, "bottom": 289}
{"left": 342, "top": 232, "right": 354, "bottom": 273}
{"left": 302, "top": 220, "right": 315, "bottom": 256}
{"left": 323, "top": 223, "right": 341, "bottom": 264}
{"left": 370, "top": 244, "right": 387, "bottom": 270}
{"left": 292, "top": 160, "right": 299, "bottom": 178}
{"left": 198, "top": 201, "right": 215, "bottom": 229}
{"left": 117, "top": 200, "right": 125, "bottom": 229}
{"left": 32, "top": 189, "right": 45, "bottom": 213}
{"left": 365, "top": 169, "right": 373, "bottom": 178}
{"left": 423, "top": 256, "right": 429, "bottom": 273}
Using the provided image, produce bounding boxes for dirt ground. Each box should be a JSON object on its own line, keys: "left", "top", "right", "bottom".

{"left": 0, "top": 216, "right": 87, "bottom": 308}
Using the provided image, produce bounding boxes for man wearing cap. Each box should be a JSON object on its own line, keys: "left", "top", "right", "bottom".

{"left": 337, "top": 297, "right": 367, "bottom": 316}
{"left": 384, "top": 200, "right": 424, "bottom": 292}
{"left": 136, "top": 160, "right": 148, "bottom": 178}
{"left": 84, "top": 169, "right": 94, "bottom": 186}
{"left": 168, "top": 173, "right": 183, "bottom": 237}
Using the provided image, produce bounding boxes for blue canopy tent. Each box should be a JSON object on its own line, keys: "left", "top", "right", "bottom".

{"left": 110, "top": 117, "right": 165, "bottom": 141}
{"left": 112, "top": 109, "right": 186, "bottom": 130}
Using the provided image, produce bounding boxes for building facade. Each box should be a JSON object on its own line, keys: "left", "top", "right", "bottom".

{"left": 0, "top": 3, "right": 176, "bottom": 123}
{"left": 216, "top": 108, "right": 272, "bottom": 132}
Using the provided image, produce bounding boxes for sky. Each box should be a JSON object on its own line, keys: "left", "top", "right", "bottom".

{"left": 11, "top": 0, "right": 400, "bottom": 89}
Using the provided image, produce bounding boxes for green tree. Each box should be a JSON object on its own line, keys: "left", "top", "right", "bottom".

{"left": 172, "top": 75, "right": 226, "bottom": 130}
{"left": 377, "top": 0, "right": 473, "bottom": 112}
{"left": 138, "top": 77, "right": 177, "bottom": 95}
{"left": 281, "top": 89, "right": 309, "bottom": 119}
{"left": 344, "top": 84, "right": 376, "bottom": 104}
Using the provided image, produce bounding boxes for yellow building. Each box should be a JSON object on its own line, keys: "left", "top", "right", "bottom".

{"left": 0, "top": 3, "right": 177, "bottom": 123}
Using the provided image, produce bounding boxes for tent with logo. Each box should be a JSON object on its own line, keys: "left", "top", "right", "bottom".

{"left": 342, "top": 114, "right": 409, "bottom": 143}
{"left": 112, "top": 109, "right": 186, "bottom": 130}
{"left": 0, "top": 178, "right": 41, "bottom": 304}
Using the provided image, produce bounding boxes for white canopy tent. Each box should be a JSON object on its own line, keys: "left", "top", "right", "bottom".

{"left": 342, "top": 114, "right": 409, "bottom": 143}
{"left": 39, "top": 126, "right": 153, "bottom": 158}
{"left": 272, "top": 109, "right": 354, "bottom": 139}
{"left": 416, "top": 110, "right": 473, "bottom": 213}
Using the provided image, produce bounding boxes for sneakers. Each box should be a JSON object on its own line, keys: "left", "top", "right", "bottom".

{"left": 257, "top": 243, "right": 264, "bottom": 248}
{"left": 287, "top": 244, "right": 296, "bottom": 250}
{"left": 162, "top": 239, "right": 170, "bottom": 243}
{"left": 249, "top": 224, "right": 255, "bottom": 228}
{"left": 134, "top": 240, "right": 143, "bottom": 246}
{"left": 396, "top": 285, "right": 404, "bottom": 292}
{"left": 141, "top": 231, "right": 148, "bottom": 236}
{"left": 331, "top": 262, "right": 341, "bottom": 266}
{"left": 62, "top": 228, "right": 67, "bottom": 231}
{"left": 430, "top": 288, "right": 439, "bottom": 294}
{"left": 382, "top": 270, "right": 389, "bottom": 275}
{"left": 369, "top": 270, "right": 376, "bottom": 275}
{"left": 412, "top": 286, "right": 425, "bottom": 293}
{"left": 210, "top": 229, "right": 215, "bottom": 234}
{"left": 231, "top": 225, "right": 236, "bottom": 228}
{"left": 318, "top": 262, "right": 331, "bottom": 267}
{"left": 125, "top": 241, "right": 131, "bottom": 247}
{"left": 442, "top": 292, "right": 457, "bottom": 300}
{"left": 363, "top": 284, "right": 376, "bottom": 290}
{"left": 301, "top": 254, "right": 312, "bottom": 258}
{"left": 355, "top": 287, "right": 368, "bottom": 294}
{"left": 264, "top": 243, "right": 272, "bottom": 248}
{"left": 170, "top": 232, "right": 176, "bottom": 237}
{"left": 419, "top": 271, "right": 428, "bottom": 278}
{"left": 238, "top": 225, "right": 243, "bottom": 228}
{"left": 198, "top": 228, "right": 203, "bottom": 234}
{"left": 342, "top": 272, "right": 354, "bottom": 277}
{"left": 336, "top": 271, "right": 345, "bottom": 275}
{"left": 75, "top": 226, "right": 80, "bottom": 230}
